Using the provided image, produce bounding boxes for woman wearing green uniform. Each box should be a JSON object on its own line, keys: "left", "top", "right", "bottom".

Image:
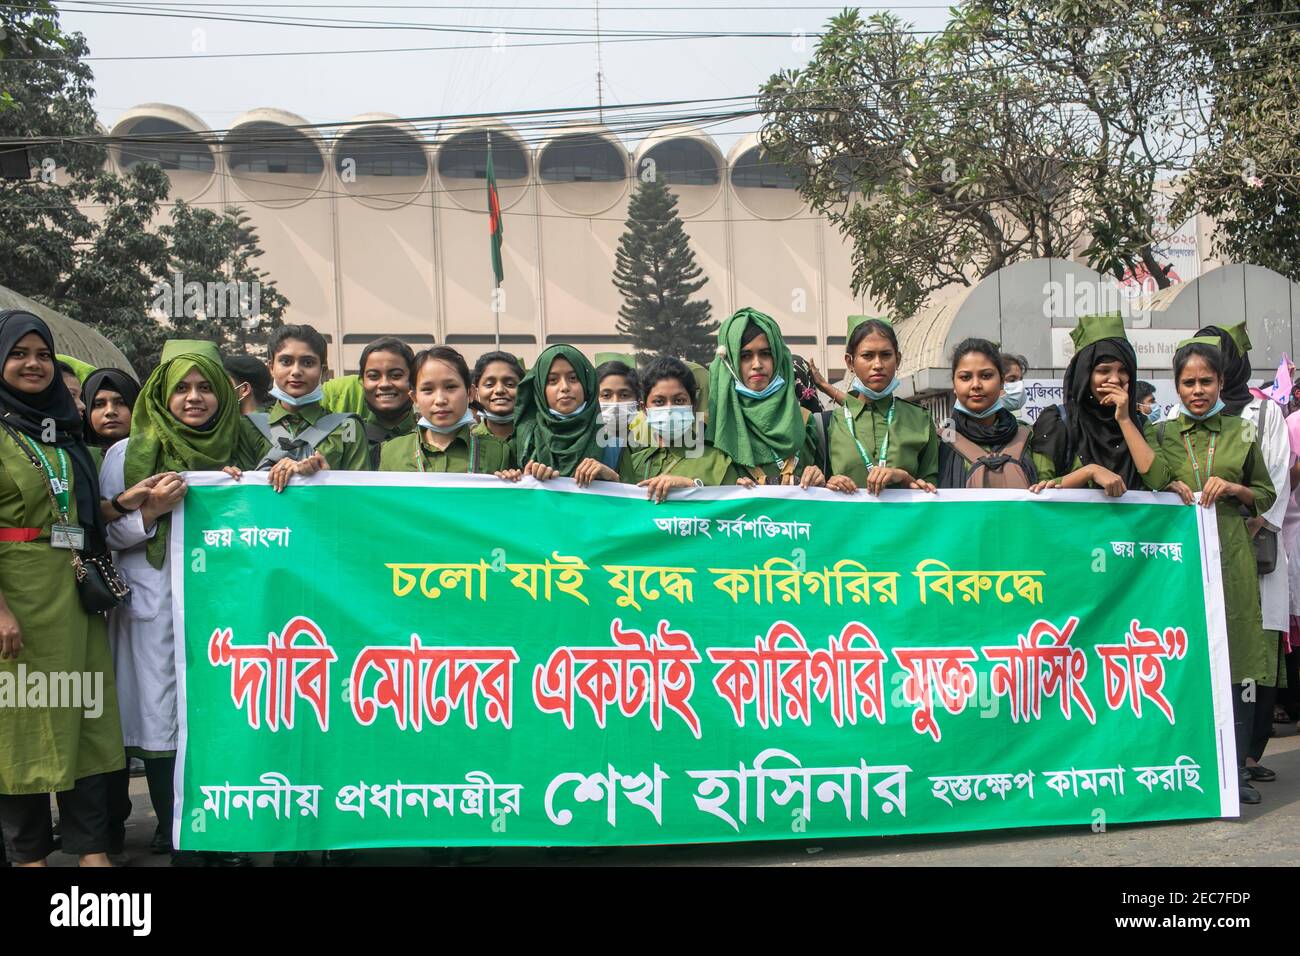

{"left": 0, "top": 310, "right": 124, "bottom": 867}
{"left": 825, "top": 316, "right": 938, "bottom": 495}
{"left": 471, "top": 351, "right": 524, "bottom": 443}
{"left": 573, "top": 356, "right": 740, "bottom": 500}
{"left": 233, "top": 324, "right": 369, "bottom": 491}
{"left": 707, "top": 308, "right": 826, "bottom": 489}
{"left": 1029, "top": 312, "right": 1141, "bottom": 496}
{"left": 506, "top": 344, "right": 603, "bottom": 482}
{"left": 321, "top": 336, "right": 418, "bottom": 466}
{"left": 377, "top": 346, "right": 513, "bottom": 474}
{"left": 1121, "top": 337, "right": 1277, "bottom": 806}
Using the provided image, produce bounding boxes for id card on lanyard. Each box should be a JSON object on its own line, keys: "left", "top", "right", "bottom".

{"left": 844, "top": 399, "right": 895, "bottom": 471}
{"left": 19, "top": 433, "right": 84, "bottom": 550}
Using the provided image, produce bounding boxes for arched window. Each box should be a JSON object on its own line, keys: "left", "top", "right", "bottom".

{"left": 228, "top": 122, "right": 324, "bottom": 175}
{"left": 438, "top": 130, "right": 528, "bottom": 180}
{"left": 539, "top": 135, "right": 624, "bottom": 183}
{"left": 642, "top": 138, "right": 719, "bottom": 186}
{"left": 732, "top": 146, "right": 800, "bottom": 189}
{"left": 117, "top": 117, "right": 214, "bottom": 172}
{"left": 335, "top": 127, "right": 427, "bottom": 178}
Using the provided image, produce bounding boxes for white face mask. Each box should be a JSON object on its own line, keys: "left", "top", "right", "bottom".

{"left": 646, "top": 405, "right": 696, "bottom": 444}
{"left": 1001, "top": 380, "right": 1026, "bottom": 411}
{"left": 600, "top": 401, "right": 638, "bottom": 427}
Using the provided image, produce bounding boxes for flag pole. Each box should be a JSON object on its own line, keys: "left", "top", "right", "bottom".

{"left": 488, "top": 130, "right": 500, "bottom": 350}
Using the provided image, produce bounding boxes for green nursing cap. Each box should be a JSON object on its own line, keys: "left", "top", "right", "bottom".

{"left": 161, "top": 339, "right": 224, "bottom": 365}
{"left": 847, "top": 315, "right": 892, "bottom": 339}
{"left": 1070, "top": 311, "right": 1128, "bottom": 351}
{"left": 1221, "top": 321, "right": 1252, "bottom": 355}
{"left": 1177, "top": 335, "right": 1223, "bottom": 350}
{"left": 594, "top": 351, "right": 636, "bottom": 369}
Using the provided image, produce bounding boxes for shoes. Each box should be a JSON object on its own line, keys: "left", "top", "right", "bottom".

{"left": 128, "top": 758, "right": 147, "bottom": 777}
{"left": 1246, "top": 764, "right": 1276, "bottom": 782}
{"left": 1240, "top": 781, "right": 1262, "bottom": 805}
{"left": 150, "top": 826, "right": 172, "bottom": 855}
{"left": 212, "top": 853, "right": 254, "bottom": 867}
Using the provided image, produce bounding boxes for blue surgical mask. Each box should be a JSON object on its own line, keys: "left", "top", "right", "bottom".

{"left": 1001, "top": 380, "right": 1026, "bottom": 411}
{"left": 547, "top": 401, "right": 588, "bottom": 421}
{"left": 734, "top": 375, "right": 786, "bottom": 401}
{"left": 480, "top": 410, "right": 514, "bottom": 424}
{"left": 954, "top": 397, "right": 1005, "bottom": 419}
{"left": 646, "top": 406, "right": 696, "bottom": 443}
{"left": 851, "top": 376, "right": 899, "bottom": 401}
{"left": 419, "top": 409, "right": 477, "bottom": 434}
{"left": 1177, "top": 398, "right": 1225, "bottom": 422}
{"left": 271, "top": 384, "right": 324, "bottom": 407}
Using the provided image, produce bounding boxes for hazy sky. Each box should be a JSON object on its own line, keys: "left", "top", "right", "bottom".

{"left": 59, "top": 2, "right": 953, "bottom": 148}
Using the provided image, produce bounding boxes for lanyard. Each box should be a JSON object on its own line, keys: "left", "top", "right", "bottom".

{"left": 416, "top": 432, "right": 478, "bottom": 473}
{"left": 1182, "top": 430, "right": 1216, "bottom": 492}
{"left": 844, "top": 398, "right": 895, "bottom": 470}
{"left": 19, "top": 434, "right": 71, "bottom": 518}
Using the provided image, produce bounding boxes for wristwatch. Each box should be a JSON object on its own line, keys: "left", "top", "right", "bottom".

{"left": 110, "top": 493, "right": 135, "bottom": 515}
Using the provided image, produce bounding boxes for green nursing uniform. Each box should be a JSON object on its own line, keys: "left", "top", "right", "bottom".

{"left": 744, "top": 414, "right": 823, "bottom": 484}
{"left": 322, "top": 373, "right": 417, "bottom": 465}
{"left": 1140, "top": 412, "right": 1276, "bottom": 684}
{"left": 828, "top": 394, "right": 940, "bottom": 485}
{"left": 618, "top": 443, "right": 742, "bottom": 486}
{"left": 0, "top": 430, "right": 123, "bottom": 794}
{"left": 471, "top": 420, "right": 512, "bottom": 443}
{"left": 235, "top": 400, "right": 370, "bottom": 472}
{"left": 377, "top": 426, "right": 513, "bottom": 474}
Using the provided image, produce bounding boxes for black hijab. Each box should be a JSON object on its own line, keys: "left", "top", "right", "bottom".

{"left": 1198, "top": 325, "right": 1252, "bottom": 415}
{"left": 81, "top": 367, "right": 140, "bottom": 447}
{"left": 1034, "top": 337, "right": 1141, "bottom": 488}
{"left": 0, "top": 310, "right": 107, "bottom": 553}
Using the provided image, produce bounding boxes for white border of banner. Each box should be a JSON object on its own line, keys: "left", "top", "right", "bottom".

{"left": 169, "top": 473, "right": 1237, "bottom": 847}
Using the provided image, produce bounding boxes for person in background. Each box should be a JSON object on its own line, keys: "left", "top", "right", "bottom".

{"left": 0, "top": 310, "right": 124, "bottom": 868}
{"left": 471, "top": 351, "right": 523, "bottom": 442}
{"left": 938, "top": 338, "right": 1036, "bottom": 489}
{"left": 322, "top": 337, "right": 418, "bottom": 465}
{"left": 231, "top": 324, "right": 368, "bottom": 491}
{"left": 825, "top": 315, "right": 938, "bottom": 495}
{"left": 1123, "top": 336, "right": 1276, "bottom": 806}
{"left": 1000, "top": 352, "right": 1030, "bottom": 420}
{"left": 222, "top": 354, "right": 272, "bottom": 414}
{"left": 573, "top": 355, "right": 741, "bottom": 498}
{"left": 58, "top": 361, "right": 86, "bottom": 417}
{"left": 1135, "top": 381, "right": 1158, "bottom": 426}
{"left": 707, "top": 308, "right": 826, "bottom": 488}
{"left": 1029, "top": 312, "right": 1142, "bottom": 496}
{"left": 81, "top": 368, "right": 140, "bottom": 468}
{"left": 1202, "top": 322, "right": 1291, "bottom": 783}
{"left": 377, "top": 346, "right": 513, "bottom": 476}
{"left": 594, "top": 355, "right": 640, "bottom": 475}
{"left": 100, "top": 340, "right": 247, "bottom": 866}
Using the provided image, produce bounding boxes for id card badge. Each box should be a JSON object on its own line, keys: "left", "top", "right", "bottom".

{"left": 50, "top": 523, "right": 85, "bottom": 550}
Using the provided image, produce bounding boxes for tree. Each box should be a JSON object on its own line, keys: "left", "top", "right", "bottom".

{"left": 757, "top": 6, "right": 1199, "bottom": 316}
{"left": 1171, "top": 0, "right": 1300, "bottom": 281}
{"left": 612, "top": 176, "right": 717, "bottom": 364}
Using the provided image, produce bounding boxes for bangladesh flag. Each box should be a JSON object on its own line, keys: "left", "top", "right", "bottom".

{"left": 487, "top": 137, "right": 504, "bottom": 286}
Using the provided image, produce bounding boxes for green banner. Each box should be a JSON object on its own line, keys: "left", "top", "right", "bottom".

{"left": 171, "top": 475, "right": 1236, "bottom": 851}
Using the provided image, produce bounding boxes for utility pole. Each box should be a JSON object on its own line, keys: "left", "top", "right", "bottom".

{"left": 594, "top": 0, "right": 605, "bottom": 124}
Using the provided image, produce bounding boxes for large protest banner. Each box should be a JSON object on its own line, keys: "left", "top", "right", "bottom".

{"left": 170, "top": 474, "right": 1236, "bottom": 851}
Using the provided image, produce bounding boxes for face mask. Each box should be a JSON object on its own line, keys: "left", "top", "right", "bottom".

{"left": 547, "top": 401, "right": 588, "bottom": 421}
{"left": 480, "top": 409, "right": 514, "bottom": 424}
{"left": 734, "top": 375, "right": 785, "bottom": 401}
{"left": 270, "top": 384, "right": 324, "bottom": 407}
{"left": 1001, "top": 380, "right": 1026, "bottom": 411}
{"left": 418, "top": 409, "right": 476, "bottom": 434}
{"left": 850, "top": 376, "right": 899, "bottom": 401}
{"left": 954, "top": 397, "right": 1005, "bottom": 420}
{"left": 1177, "top": 398, "right": 1225, "bottom": 422}
{"left": 646, "top": 405, "right": 696, "bottom": 443}
{"left": 600, "top": 401, "right": 638, "bottom": 426}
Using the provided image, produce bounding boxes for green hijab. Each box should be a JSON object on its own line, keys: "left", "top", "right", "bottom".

{"left": 123, "top": 341, "right": 241, "bottom": 567}
{"left": 707, "top": 308, "right": 804, "bottom": 468}
{"left": 513, "top": 344, "right": 602, "bottom": 477}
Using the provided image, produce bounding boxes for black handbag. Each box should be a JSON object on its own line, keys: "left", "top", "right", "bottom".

{"left": 1254, "top": 527, "right": 1279, "bottom": 575}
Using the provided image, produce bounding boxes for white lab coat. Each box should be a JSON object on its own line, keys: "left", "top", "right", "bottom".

{"left": 100, "top": 438, "right": 178, "bottom": 752}
{"left": 1243, "top": 398, "right": 1292, "bottom": 633}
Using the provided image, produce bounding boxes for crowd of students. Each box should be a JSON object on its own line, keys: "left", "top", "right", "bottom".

{"left": 0, "top": 301, "right": 1297, "bottom": 868}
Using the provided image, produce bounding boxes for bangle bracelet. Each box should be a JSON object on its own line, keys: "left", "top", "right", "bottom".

{"left": 110, "top": 493, "right": 134, "bottom": 515}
